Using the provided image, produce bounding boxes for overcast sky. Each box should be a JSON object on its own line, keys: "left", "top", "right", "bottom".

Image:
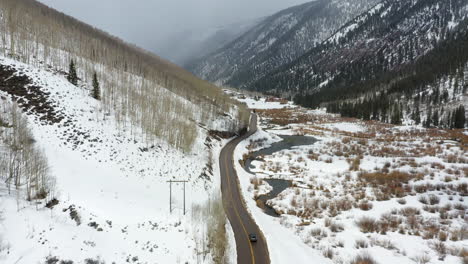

{"left": 37, "top": 0, "right": 311, "bottom": 62}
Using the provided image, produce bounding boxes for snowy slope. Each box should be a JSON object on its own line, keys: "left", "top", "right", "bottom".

{"left": 0, "top": 56, "right": 234, "bottom": 264}
{"left": 252, "top": 0, "right": 468, "bottom": 114}
{"left": 188, "top": 0, "right": 378, "bottom": 88}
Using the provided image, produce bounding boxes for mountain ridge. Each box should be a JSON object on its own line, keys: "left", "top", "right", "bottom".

{"left": 187, "top": 0, "right": 379, "bottom": 87}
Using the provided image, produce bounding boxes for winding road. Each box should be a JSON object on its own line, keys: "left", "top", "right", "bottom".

{"left": 220, "top": 114, "right": 270, "bottom": 264}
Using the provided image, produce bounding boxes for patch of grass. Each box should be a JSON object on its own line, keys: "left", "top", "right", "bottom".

{"left": 355, "top": 239, "right": 369, "bottom": 249}
{"left": 360, "top": 171, "right": 413, "bottom": 185}
{"left": 350, "top": 252, "right": 378, "bottom": 264}
{"left": 356, "top": 217, "right": 378, "bottom": 233}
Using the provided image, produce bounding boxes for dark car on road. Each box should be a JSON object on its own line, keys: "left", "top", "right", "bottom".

{"left": 249, "top": 233, "right": 258, "bottom": 242}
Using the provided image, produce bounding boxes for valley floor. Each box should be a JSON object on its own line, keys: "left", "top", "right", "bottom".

{"left": 232, "top": 92, "right": 467, "bottom": 264}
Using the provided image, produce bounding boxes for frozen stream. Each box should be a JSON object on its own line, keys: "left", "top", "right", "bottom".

{"left": 244, "top": 135, "right": 318, "bottom": 216}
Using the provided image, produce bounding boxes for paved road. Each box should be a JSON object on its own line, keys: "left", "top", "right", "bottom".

{"left": 220, "top": 114, "right": 270, "bottom": 264}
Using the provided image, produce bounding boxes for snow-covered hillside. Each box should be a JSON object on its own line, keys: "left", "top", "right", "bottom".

{"left": 252, "top": 0, "right": 468, "bottom": 128}
{"left": 187, "top": 0, "right": 378, "bottom": 88}
{"left": 0, "top": 56, "right": 236, "bottom": 263}
{"left": 0, "top": 1, "right": 247, "bottom": 262}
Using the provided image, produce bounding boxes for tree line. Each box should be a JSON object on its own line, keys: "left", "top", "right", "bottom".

{"left": 0, "top": 101, "right": 55, "bottom": 203}
{"left": 0, "top": 0, "right": 250, "bottom": 151}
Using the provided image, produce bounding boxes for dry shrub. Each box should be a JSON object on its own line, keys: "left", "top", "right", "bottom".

{"left": 450, "top": 227, "right": 468, "bottom": 241}
{"left": 428, "top": 194, "right": 440, "bottom": 205}
{"left": 380, "top": 213, "right": 402, "bottom": 230}
{"left": 418, "top": 196, "right": 428, "bottom": 204}
{"left": 250, "top": 177, "right": 263, "bottom": 190}
{"left": 397, "top": 198, "right": 407, "bottom": 205}
{"left": 329, "top": 222, "right": 344, "bottom": 233}
{"left": 460, "top": 248, "right": 468, "bottom": 264}
{"left": 430, "top": 162, "right": 445, "bottom": 170}
{"left": 414, "top": 184, "right": 429, "bottom": 193}
{"left": 323, "top": 248, "right": 334, "bottom": 259}
{"left": 342, "top": 137, "right": 351, "bottom": 144}
{"left": 310, "top": 228, "right": 327, "bottom": 239}
{"left": 406, "top": 215, "right": 420, "bottom": 229}
{"left": 350, "top": 252, "right": 378, "bottom": 264}
{"left": 356, "top": 217, "right": 378, "bottom": 233}
{"left": 359, "top": 200, "right": 373, "bottom": 211}
{"left": 399, "top": 207, "right": 421, "bottom": 217}
{"left": 446, "top": 154, "right": 458, "bottom": 163}
{"left": 430, "top": 241, "right": 447, "bottom": 258}
{"left": 290, "top": 197, "right": 298, "bottom": 207}
{"left": 423, "top": 223, "right": 441, "bottom": 240}
{"left": 457, "top": 183, "right": 468, "bottom": 195}
{"left": 439, "top": 231, "right": 448, "bottom": 242}
{"left": 349, "top": 157, "right": 361, "bottom": 171}
{"left": 334, "top": 198, "right": 353, "bottom": 211}
{"left": 412, "top": 253, "right": 431, "bottom": 264}
{"left": 371, "top": 238, "right": 396, "bottom": 250}
{"left": 256, "top": 199, "right": 266, "bottom": 209}
{"left": 454, "top": 203, "right": 467, "bottom": 211}
{"left": 355, "top": 239, "right": 369, "bottom": 249}
{"left": 422, "top": 205, "right": 439, "bottom": 214}
{"left": 360, "top": 171, "right": 413, "bottom": 185}
{"left": 358, "top": 139, "right": 367, "bottom": 145}
{"left": 360, "top": 171, "right": 416, "bottom": 199}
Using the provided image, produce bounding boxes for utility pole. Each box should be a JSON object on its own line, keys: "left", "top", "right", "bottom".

{"left": 167, "top": 180, "right": 189, "bottom": 215}
{"left": 169, "top": 180, "right": 172, "bottom": 213}
{"left": 183, "top": 181, "right": 186, "bottom": 215}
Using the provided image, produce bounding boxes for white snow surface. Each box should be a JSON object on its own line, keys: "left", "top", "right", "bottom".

{"left": 235, "top": 96, "right": 293, "bottom": 109}
{"left": 320, "top": 122, "right": 366, "bottom": 133}
{"left": 0, "top": 56, "right": 233, "bottom": 263}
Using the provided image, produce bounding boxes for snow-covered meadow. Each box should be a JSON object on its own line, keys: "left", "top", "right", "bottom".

{"left": 0, "top": 56, "right": 235, "bottom": 264}
{"left": 232, "top": 92, "right": 467, "bottom": 264}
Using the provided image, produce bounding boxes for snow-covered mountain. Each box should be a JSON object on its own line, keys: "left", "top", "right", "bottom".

{"left": 187, "top": 0, "right": 379, "bottom": 87}
{"left": 190, "top": 0, "right": 467, "bottom": 128}
{"left": 252, "top": 0, "right": 468, "bottom": 127}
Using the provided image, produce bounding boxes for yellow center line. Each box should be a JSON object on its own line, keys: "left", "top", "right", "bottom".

{"left": 224, "top": 146, "right": 256, "bottom": 264}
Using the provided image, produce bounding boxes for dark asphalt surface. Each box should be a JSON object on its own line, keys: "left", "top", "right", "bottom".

{"left": 220, "top": 114, "right": 270, "bottom": 264}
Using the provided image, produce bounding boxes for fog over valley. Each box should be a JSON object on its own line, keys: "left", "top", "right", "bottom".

{"left": 38, "top": 0, "right": 311, "bottom": 64}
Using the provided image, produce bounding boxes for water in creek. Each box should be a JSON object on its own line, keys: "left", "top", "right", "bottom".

{"left": 244, "top": 135, "right": 318, "bottom": 217}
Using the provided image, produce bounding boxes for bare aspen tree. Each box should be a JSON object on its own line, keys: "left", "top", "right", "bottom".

{"left": 0, "top": 102, "right": 53, "bottom": 203}
{"left": 0, "top": 0, "right": 250, "bottom": 151}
